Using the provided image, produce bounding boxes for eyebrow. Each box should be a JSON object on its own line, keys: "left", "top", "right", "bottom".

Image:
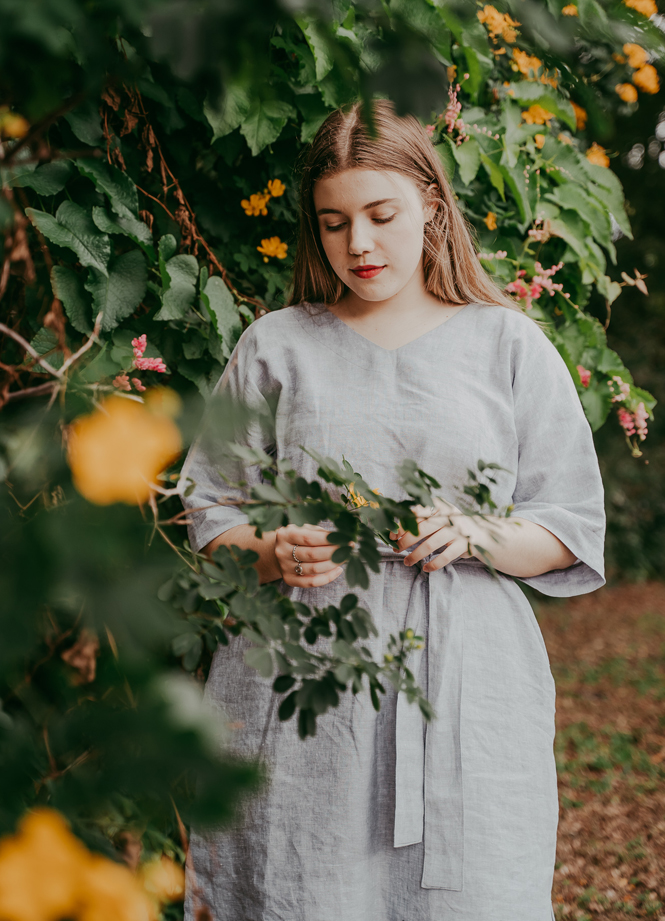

{"left": 316, "top": 197, "right": 399, "bottom": 216}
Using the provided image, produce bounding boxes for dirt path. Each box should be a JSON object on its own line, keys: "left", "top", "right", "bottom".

{"left": 537, "top": 582, "right": 665, "bottom": 920}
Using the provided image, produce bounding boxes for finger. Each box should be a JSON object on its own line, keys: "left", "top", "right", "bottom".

{"left": 403, "top": 528, "right": 458, "bottom": 566}
{"left": 283, "top": 566, "right": 344, "bottom": 588}
{"left": 279, "top": 525, "right": 336, "bottom": 547}
{"left": 422, "top": 539, "right": 470, "bottom": 573}
{"left": 293, "top": 559, "right": 342, "bottom": 576}
{"left": 396, "top": 518, "right": 445, "bottom": 552}
{"left": 276, "top": 543, "right": 337, "bottom": 564}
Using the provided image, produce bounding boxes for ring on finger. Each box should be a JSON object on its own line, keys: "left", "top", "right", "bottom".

{"left": 292, "top": 544, "right": 304, "bottom": 576}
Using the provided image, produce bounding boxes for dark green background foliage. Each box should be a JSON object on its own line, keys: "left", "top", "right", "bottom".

{"left": 1, "top": 0, "right": 664, "bottom": 902}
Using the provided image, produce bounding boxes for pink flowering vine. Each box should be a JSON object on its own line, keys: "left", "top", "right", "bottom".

{"left": 505, "top": 262, "right": 569, "bottom": 310}
{"left": 112, "top": 334, "right": 167, "bottom": 393}
{"left": 577, "top": 365, "right": 591, "bottom": 388}
{"left": 444, "top": 82, "right": 469, "bottom": 144}
{"left": 607, "top": 375, "right": 631, "bottom": 403}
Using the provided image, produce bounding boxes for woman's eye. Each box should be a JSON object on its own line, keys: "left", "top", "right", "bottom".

{"left": 373, "top": 214, "right": 397, "bottom": 224}
{"left": 324, "top": 223, "right": 346, "bottom": 232}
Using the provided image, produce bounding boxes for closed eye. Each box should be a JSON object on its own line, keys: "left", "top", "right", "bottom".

{"left": 324, "top": 214, "right": 397, "bottom": 232}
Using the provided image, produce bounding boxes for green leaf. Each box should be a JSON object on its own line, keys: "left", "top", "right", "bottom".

{"left": 7, "top": 160, "right": 75, "bottom": 196}
{"left": 435, "top": 141, "right": 455, "bottom": 181}
{"left": 244, "top": 646, "right": 274, "bottom": 679}
{"left": 499, "top": 162, "right": 532, "bottom": 226}
{"left": 92, "top": 205, "right": 154, "bottom": 257}
{"left": 26, "top": 202, "right": 110, "bottom": 274}
{"left": 200, "top": 274, "right": 241, "bottom": 359}
{"left": 480, "top": 153, "right": 505, "bottom": 200}
{"left": 345, "top": 556, "right": 369, "bottom": 590}
{"left": 85, "top": 250, "right": 148, "bottom": 333}
{"left": 204, "top": 84, "right": 252, "bottom": 141}
{"left": 51, "top": 266, "right": 91, "bottom": 335}
{"left": 64, "top": 101, "right": 103, "bottom": 146}
{"left": 278, "top": 691, "right": 298, "bottom": 722}
{"left": 28, "top": 327, "right": 63, "bottom": 371}
{"left": 580, "top": 385, "right": 612, "bottom": 431}
{"left": 509, "top": 83, "right": 576, "bottom": 131}
{"left": 596, "top": 274, "right": 622, "bottom": 304}
{"left": 297, "top": 19, "right": 335, "bottom": 81}
{"left": 154, "top": 250, "right": 199, "bottom": 321}
{"left": 240, "top": 99, "right": 297, "bottom": 156}
{"left": 159, "top": 234, "right": 177, "bottom": 263}
{"left": 295, "top": 93, "right": 331, "bottom": 144}
{"left": 585, "top": 164, "right": 633, "bottom": 240}
{"left": 77, "top": 158, "right": 140, "bottom": 218}
{"left": 452, "top": 138, "right": 481, "bottom": 186}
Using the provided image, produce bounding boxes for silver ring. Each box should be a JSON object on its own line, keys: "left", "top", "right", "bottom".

{"left": 427, "top": 505, "right": 437, "bottom": 517}
{"left": 292, "top": 544, "right": 304, "bottom": 576}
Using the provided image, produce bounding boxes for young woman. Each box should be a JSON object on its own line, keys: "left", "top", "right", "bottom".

{"left": 181, "top": 100, "right": 605, "bottom": 921}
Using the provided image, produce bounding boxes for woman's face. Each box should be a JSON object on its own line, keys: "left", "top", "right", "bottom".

{"left": 313, "top": 168, "right": 434, "bottom": 303}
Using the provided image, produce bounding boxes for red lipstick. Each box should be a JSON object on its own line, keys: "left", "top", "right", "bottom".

{"left": 350, "top": 265, "right": 385, "bottom": 279}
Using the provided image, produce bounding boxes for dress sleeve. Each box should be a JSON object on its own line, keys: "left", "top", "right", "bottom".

{"left": 509, "top": 318, "right": 606, "bottom": 597}
{"left": 178, "top": 327, "right": 276, "bottom": 554}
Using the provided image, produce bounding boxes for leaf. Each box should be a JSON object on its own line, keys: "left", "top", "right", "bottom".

{"left": 585, "top": 164, "right": 633, "bottom": 240}
{"left": 480, "top": 153, "right": 505, "bottom": 201}
{"left": 273, "top": 674, "right": 296, "bottom": 693}
{"left": 295, "top": 93, "right": 331, "bottom": 144}
{"left": 345, "top": 556, "right": 369, "bottom": 590}
{"left": 29, "top": 328, "right": 63, "bottom": 371}
{"left": 7, "top": 160, "right": 75, "bottom": 196}
{"left": 435, "top": 141, "right": 455, "bottom": 181}
{"left": 297, "top": 19, "right": 335, "bottom": 81}
{"left": 244, "top": 646, "right": 274, "bottom": 679}
{"left": 580, "top": 385, "right": 612, "bottom": 432}
{"left": 64, "top": 101, "right": 103, "bottom": 146}
{"left": 84, "top": 250, "right": 148, "bottom": 332}
{"left": 92, "top": 205, "right": 154, "bottom": 256}
{"left": 204, "top": 84, "right": 252, "bottom": 141}
{"left": 509, "top": 83, "right": 576, "bottom": 131}
{"left": 240, "top": 99, "right": 297, "bottom": 156}
{"left": 596, "top": 274, "right": 622, "bottom": 304}
{"left": 77, "top": 158, "right": 140, "bottom": 219}
{"left": 278, "top": 691, "right": 298, "bottom": 722}
{"left": 26, "top": 202, "right": 110, "bottom": 274}
{"left": 452, "top": 138, "right": 481, "bottom": 186}
{"left": 154, "top": 251, "right": 198, "bottom": 321}
{"left": 200, "top": 274, "right": 241, "bottom": 359}
{"left": 545, "top": 184, "right": 614, "bottom": 260}
{"left": 51, "top": 266, "right": 91, "bottom": 334}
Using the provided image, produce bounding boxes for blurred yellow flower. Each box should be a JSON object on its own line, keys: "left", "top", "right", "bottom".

{"left": 511, "top": 48, "right": 558, "bottom": 87}
{"left": 586, "top": 142, "right": 610, "bottom": 167}
{"left": 483, "top": 211, "right": 498, "bottom": 230}
{"left": 623, "top": 0, "right": 657, "bottom": 15}
{"left": 257, "top": 236, "right": 288, "bottom": 262}
{"left": 67, "top": 394, "right": 182, "bottom": 505}
{"left": 267, "top": 178, "right": 286, "bottom": 197}
{"left": 139, "top": 856, "right": 186, "bottom": 904}
{"left": 0, "top": 809, "right": 155, "bottom": 921}
{"left": 241, "top": 192, "right": 270, "bottom": 216}
{"left": 0, "top": 108, "right": 29, "bottom": 139}
{"left": 477, "top": 5, "right": 520, "bottom": 42}
{"left": 615, "top": 82, "right": 639, "bottom": 102}
{"left": 623, "top": 42, "right": 650, "bottom": 69}
{"left": 558, "top": 133, "right": 573, "bottom": 145}
{"left": 562, "top": 3, "right": 579, "bottom": 13}
{"left": 572, "top": 102, "right": 587, "bottom": 130}
{"left": 534, "top": 133, "right": 546, "bottom": 148}
{"left": 633, "top": 63, "right": 660, "bottom": 93}
{"left": 347, "top": 483, "right": 381, "bottom": 509}
{"left": 521, "top": 105, "right": 554, "bottom": 125}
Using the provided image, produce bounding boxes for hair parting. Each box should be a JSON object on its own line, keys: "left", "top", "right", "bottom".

{"left": 288, "top": 99, "right": 522, "bottom": 314}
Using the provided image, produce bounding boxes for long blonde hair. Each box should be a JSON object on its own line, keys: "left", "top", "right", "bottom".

{"left": 288, "top": 99, "right": 521, "bottom": 313}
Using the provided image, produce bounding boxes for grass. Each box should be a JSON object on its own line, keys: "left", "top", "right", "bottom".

{"left": 536, "top": 582, "right": 665, "bottom": 920}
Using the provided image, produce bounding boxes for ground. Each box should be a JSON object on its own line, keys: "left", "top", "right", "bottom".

{"left": 535, "top": 582, "right": 665, "bottom": 920}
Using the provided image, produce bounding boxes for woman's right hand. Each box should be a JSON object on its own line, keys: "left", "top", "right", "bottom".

{"left": 274, "top": 523, "right": 345, "bottom": 588}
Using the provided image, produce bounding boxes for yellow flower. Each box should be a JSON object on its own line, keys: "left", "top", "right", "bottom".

{"left": 534, "top": 133, "right": 546, "bottom": 148}
{"left": 613, "top": 52, "right": 627, "bottom": 64}
{"left": 0, "top": 810, "right": 155, "bottom": 921}
{"left": 511, "top": 48, "right": 558, "bottom": 87}
{"left": 67, "top": 393, "right": 182, "bottom": 505}
{"left": 623, "top": 0, "right": 658, "bottom": 16}
{"left": 615, "top": 82, "right": 639, "bottom": 102}
{"left": 256, "top": 236, "right": 288, "bottom": 262}
{"left": 477, "top": 5, "right": 520, "bottom": 43}
{"left": 139, "top": 856, "right": 185, "bottom": 905}
{"left": 447, "top": 65, "right": 457, "bottom": 83}
{"left": 0, "top": 109, "right": 29, "bottom": 139}
{"left": 483, "top": 211, "right": 498, "bottom": 230}
{"left": 633, "top": 63, "right": 660, "bottom": 93}
{"left": 240, "top": 192, "right": 270, "bottom": 216}
{"left": 347, "top": 483, "right": 381, "bottom": 509}
{"left": 586, "top": 142, "right": 610, "bottom": 167}
{"left": 558, "top": 132, "right": 573, "bottom": 145}
{"left": 562, "top": 3, "right": 579, "bottom": 13}
{"left": 623, "top": 42, "right": 650, "bottom": 69}
{"left": 572, "top": 101, "right": 587, "bottom": 130}
{"left": 521, "top": 104, "right": 554, "bottom": 125}
{"left": 267, "top": 178, "right": 286, "bottom": 197}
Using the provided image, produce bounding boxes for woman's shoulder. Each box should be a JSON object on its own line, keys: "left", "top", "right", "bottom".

{"left": 468, "top": 302, "right": 556, "bottom": 353}
{"left": 233, "top": 304, "right": 312, "bottom": 355}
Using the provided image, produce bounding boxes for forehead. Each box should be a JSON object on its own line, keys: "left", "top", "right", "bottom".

{"left": 313, "top": 168, "right": 419, "bottom": 210}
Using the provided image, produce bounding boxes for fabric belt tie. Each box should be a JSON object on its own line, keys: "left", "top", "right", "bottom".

{"left": 377, "top": 544, "right": 473, "bottom": 891}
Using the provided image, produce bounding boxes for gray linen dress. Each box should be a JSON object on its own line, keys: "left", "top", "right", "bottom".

{"left": 180, "top": 301, "right": 605, "bottom": 921}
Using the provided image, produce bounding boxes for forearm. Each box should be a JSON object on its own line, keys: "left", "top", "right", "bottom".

{"left": 466, "top": 516, "right": 576, "bottom": 578}
{"left": 204, "top": 525, "right": 282, "bottom": 584}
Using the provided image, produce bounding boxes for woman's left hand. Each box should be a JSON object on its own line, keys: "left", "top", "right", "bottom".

{"left": 389, "top": 497, "right": 481, "bottom": 573}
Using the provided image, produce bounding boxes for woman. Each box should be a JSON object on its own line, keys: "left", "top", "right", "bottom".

{"left": 181, "top": 100, "right": 605, "bottom": 921}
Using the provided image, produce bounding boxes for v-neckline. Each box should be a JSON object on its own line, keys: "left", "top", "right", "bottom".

{"left": 322, "top": 302, "right": 471, "bottom": 354}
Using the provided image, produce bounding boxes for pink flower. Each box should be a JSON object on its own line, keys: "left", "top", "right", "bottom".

{"left": 634, "top": 402, "right": 648, "bottom": 440}
{"left": 132, "top": 334, "right": 147, "bottom": 360}
{"left": 607, "top": 375, "right": 630, "bottom": 403}
{"left": 618, "top": 407, "right": 636, "bottom": 437}
{"left": 131, "top": 378, "right": 147, "bottom": 392}
{"left": 112, "top": 373, "right": 131, "bottom": 392}
{"left": 426, "top": 124, "right": 435, "bottom": 138}
{"left": 577, "top": 365, "right": 591, "bottom": 388}
{"left": 134, "top": 356, "right": 167, "bottom": 373}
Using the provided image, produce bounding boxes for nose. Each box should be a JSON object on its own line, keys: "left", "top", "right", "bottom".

{"left": 347, "top": 217, "right": 375, "bottom": 257}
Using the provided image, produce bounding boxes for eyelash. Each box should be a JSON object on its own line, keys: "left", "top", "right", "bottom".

{"left": 324, "top": 215, "right": 397, "bottom": 232}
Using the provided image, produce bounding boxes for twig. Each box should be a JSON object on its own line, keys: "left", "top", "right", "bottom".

{"left": 0, "top": 322, "right": 63, "bottom": 377}
{"left": 59, "top": 312, "right": 103, "bottom": 374}
{"left": 3, "top": 381, "right": 58, "bottom": 402}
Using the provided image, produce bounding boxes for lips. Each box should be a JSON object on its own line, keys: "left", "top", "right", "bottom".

{"left": 350, "top": 265, "right": 385, "bottom": 279}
